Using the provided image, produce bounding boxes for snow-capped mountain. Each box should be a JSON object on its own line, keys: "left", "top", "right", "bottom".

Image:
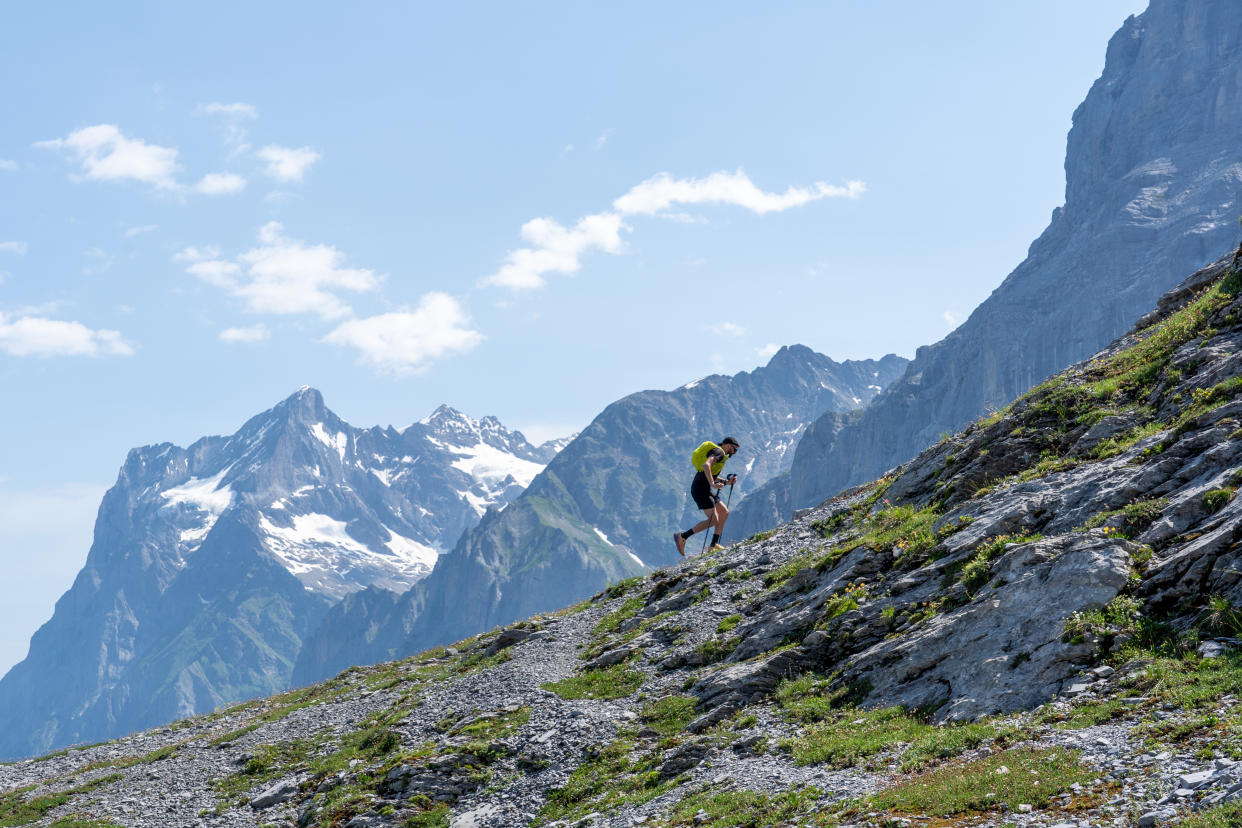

{"left": 143, "top": 390, "right": 561, "bottom": 600}
{"left": 0, "top": 388, "right": 564, "bottom": 759}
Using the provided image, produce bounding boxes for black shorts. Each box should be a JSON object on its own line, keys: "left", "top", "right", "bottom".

{"left": 691, "top": 472, "right": 719, "bottom": 511}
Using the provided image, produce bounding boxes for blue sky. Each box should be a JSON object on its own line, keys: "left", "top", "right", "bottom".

{"left": 0, "top": 1, "right": 1146, "bottom": 674}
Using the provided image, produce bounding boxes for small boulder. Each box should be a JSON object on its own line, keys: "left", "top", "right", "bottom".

{"left": 251, "top": 777, "right": 299, "bottom": 809}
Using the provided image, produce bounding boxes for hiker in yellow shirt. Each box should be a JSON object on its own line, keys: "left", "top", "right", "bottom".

{"left": 673, "top": 437, "right": 740, "bottom": 555}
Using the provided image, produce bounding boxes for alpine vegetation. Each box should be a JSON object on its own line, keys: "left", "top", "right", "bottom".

{"left": 9, "top": 250, "right": 1242, "bottom": 827}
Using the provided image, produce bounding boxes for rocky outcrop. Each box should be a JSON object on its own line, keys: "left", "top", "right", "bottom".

{"left": 732, "top": 0, "right": 1242, "bottom": 539}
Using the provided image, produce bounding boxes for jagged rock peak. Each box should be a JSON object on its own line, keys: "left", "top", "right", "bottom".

{"left": 270, "top": 386, "right": 327, "bottom": 423}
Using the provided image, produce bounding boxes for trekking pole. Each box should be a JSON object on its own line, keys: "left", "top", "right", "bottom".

{"left": 719, "top": 474, "right": 737, "bottom": 546}
{"left": 701, "top": 495, "right": 715, "bottom": 554}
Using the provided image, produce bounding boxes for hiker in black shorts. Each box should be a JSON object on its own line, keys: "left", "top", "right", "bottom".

{"left": 674, "top": 437, "right": 740, "bottom": 555}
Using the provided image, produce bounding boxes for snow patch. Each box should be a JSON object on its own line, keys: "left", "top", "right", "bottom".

{"left": 310, "top": 423, "right": 348, "bottom": 461}
{"left": 259, "top": 512, "right": 434, "bottom": 599}
{"left": 448, "top": 442, "right": 544, "bottom": 488}
{"left": 384, "top": 528, "right": 439, "bottom": 569}
{"left": 161, "top": 468, "right": 234, "bottom": 550}
{"left": 461, "top": 490, "right": 489, "bottom": 517}
{"left": 594, "top": 527, "right": 612, "bottom": 545}
{"left": 626, "top": 550, "right": 646, "bottom": 568}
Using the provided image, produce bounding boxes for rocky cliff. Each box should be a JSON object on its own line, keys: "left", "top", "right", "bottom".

{"left": 292, "top": 349, "right": 906, "bottom": 684}
{"left": 732, "top": 0, "right": 1242, "bottom": 539}
{"left": 8, "top": 249, "right": 1242, "bottom": 828}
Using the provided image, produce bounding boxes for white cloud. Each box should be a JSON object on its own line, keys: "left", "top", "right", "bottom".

{"left": 0, "top": 242, "right": 28, "bottom": 255}
{"left": 757, "top": 343, "right": 780, "bottom": 360}
{"left": 258, "top": 145, "right": 320, "bottom": 182}
{"left": 220, "top": 324, "right": 270, "bottom": 344}
{"left": 484, "top": 169, "right": 864, "bottom": 291}
{"left": 174, "top": 244, "right": 221, "bottom": 262}
{"left": 196, "top": 102, "right": 258, "bottom": 119}
{"left": 595, "top": 130, "right": 611, "bottom": 150}
{"left": 35, "top": 124, "right": 179, "bottom": 190}
{"left": 195, "top": 172, "right": 247, "bottom": 195}
{"left": 613, "top": 170, "right": 865, "bottom": 216}
{"left": 196, "top": 102, "right": 258, "bottom": 157}
{"left": 0, "top": 314, "right": 135, "bottom": 357}
{"left": 0, "top": 160, "right": 16, "bottom": 171}
{"left": 124, "top": 224, "right": 158, "bottom": 238}
{"left": 186, "top": 260, "right": 240, "bottom": 288}
{"left": 943, "top": 310, "right": 963, "bottom": 328}
{"left": 719, "top": 322, "right": 747, "bottom": 337}
{"left": 482, "top": 213, "right": 625, "bottom": 290}
{"left": 323, "top": 293, "right": 483, "bottom": 374}
{"left": 180, "top": 222, "right": 378, "bottom": 318}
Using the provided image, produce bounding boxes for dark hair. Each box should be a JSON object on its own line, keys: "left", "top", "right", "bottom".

{"left": 720, "top": 436, "right": 739, "bottom": 448}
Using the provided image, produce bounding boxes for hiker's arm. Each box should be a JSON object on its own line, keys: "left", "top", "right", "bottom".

{"left": 703, "top": 450, "right": 725, "bottom": 488}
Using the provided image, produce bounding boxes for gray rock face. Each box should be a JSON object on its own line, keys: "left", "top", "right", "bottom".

{"left": 0, "top": 389, "right": 559, "bottom": 761}
{"left": 293, "top": 348, "right": 907, "bottom": 683}
{"left": 844, "top": 536, "right": 1133, "bottom": 721}
{"left": 732, "top": 0, "right": 1242, "bottom": 539}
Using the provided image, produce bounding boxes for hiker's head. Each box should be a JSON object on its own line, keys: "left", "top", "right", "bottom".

{"left": 720, "top": 436, "right": 739, "bottom": 457}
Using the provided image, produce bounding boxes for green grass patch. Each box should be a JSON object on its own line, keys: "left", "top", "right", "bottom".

{"left": 841, "top": 505, "right": 942, "bottom": 559}
{"left": 640, "top": 695, "right": 699, "bottom": 738}
{"left": 1076, "top": 498, "right": 1168, "bottom": 536}
{"left": 400, "top": 801, "right": 451, "bottom": 826}
{"left": 868, "top": 746, "right": 1094, "bottom": 816}
{"left": 0, "top": 775, "right": 122, "bottom": 827}
{"left": 694, "top": 636, "right": 741, "bottom": 664}
{"left": 594, "top": 596, "right": 645, "bottom": 636}
{"left": 81, "top": 743, "right": 179, "bottom": 771}
{"left": 761, "top": 546, "right": 840, "bottom": 590}
{"left": 1204, "top": 487, "right": 1236, "bottom": 514}
{"left": 208, "top": 722, "right": 261, "bottom": 747}
{"left": 665, "top": 785, "right": 824, "bottom": 827}
{"left": 1063, "top": 595, "right": 1142, "bottom": 645}
{"left": 535, "top": 738, "right": 672, "bottom": 824}
{"left": 1041, "top": 699, "right": 1129, "bottom": 730}
{"left": 1119, "top": 652, "right": 1242, "bottom": 710}
{"left": 1088, "top": 420, "right": 1164, "bottom": 460}
{"left": 541, "top": 665, "right": 645, "bottom": 700}
{"left": 1178, "top": 800, "right": 1242, "bottom": 827}
{"left": 48, "top": 819, "right": 125, "bottom": 828}
{"left": 956, "top": 534, "right": 1042, "bottom": 593}
{"left": 716, "top": 614, "right": 742, "bottom": 633}
{"left": 1086, "top": 272, "right": 1241, "bottom": 398}
{"left": 781, "top": 706, "right": 1002, "bottom": 770}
